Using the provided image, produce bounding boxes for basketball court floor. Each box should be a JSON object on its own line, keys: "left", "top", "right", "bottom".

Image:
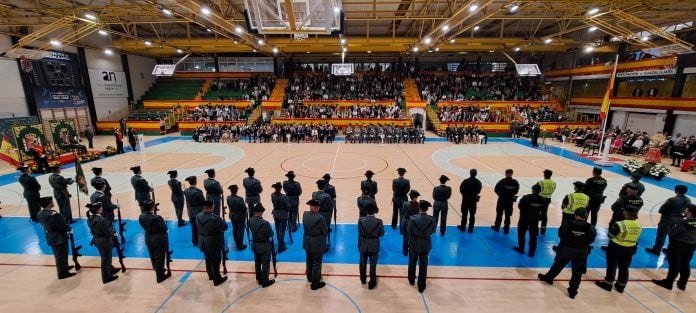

{"left": 0, "top": 135, "right": 694, "bottom": 312}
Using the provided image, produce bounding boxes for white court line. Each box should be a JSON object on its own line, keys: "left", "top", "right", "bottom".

{"left": 330, "top": 144, "right": 341, "bottom": 175}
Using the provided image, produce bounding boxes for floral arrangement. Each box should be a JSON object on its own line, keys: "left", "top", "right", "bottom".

{"left": 77, "top": 152, "right": 102, "bottom": 163}
{"left": 623, "top": 158, "right": 671, "bottom": 179}
{"left": 104, "top": 146, "right": 117, "bottom": 156}
{"left": 649, "top": 163, "right": 671, "bottom": 177}
{"left": 622, "top": 159, "right": 642, "bottom": 173}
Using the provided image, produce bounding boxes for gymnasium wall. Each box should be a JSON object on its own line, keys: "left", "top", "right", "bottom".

{"left": 0, "top": 35, "right": 29, "bottom": 117}
{"left": 84, "top": 49, "right": 128, "bottom": 120}
{"left": 127, "top": 54, "right": 156, "bottom": 102}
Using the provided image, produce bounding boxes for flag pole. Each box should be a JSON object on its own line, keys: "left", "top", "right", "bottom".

{"left": 594, "top": 55, "right": 619, "bottom": 167}
{"left": 74, "top": 151, "right": 81, "bottom": 218}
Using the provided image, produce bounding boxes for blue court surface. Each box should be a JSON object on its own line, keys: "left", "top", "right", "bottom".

{"left": 1, "top": 216, "right": 692, "bottom": 269}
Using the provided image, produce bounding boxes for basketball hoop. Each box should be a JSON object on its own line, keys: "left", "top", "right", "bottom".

{"left": 293, "top": 33, "right": 309, "bottom": 41}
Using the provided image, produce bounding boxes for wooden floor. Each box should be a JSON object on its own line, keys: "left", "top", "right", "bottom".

{"left": 0, "top": 134, "right": 694, "bottom": 312}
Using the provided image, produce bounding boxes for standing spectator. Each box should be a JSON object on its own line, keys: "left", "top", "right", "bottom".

{"left": 127, "top": 127, "right": 137, "bottom": 152}
{"left": 113, "top": 127, "right": 124, "bottom": 154}
{"left": 83, "top": 124, "right": 94, "bottom": 149}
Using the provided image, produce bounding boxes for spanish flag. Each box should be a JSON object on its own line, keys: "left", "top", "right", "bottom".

{"left": 599, "top": 55, "right": 620, "bottom": 121}
{"left": 0, "top": 134, "right": 21, "bottom": 167}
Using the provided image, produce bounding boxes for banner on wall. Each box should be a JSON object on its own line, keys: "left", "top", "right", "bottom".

{"left": 88, "top": 69, "right": 128, "bottom": 97}
{"left": 49, "top": 119, "right": 77, "bottom": 148}
{"left": 12, "top": 124, "right": 47, "bottom": 161}
{"left": 33, "top": 86, "right": 88, "bottom": 109}
{"left": 0, "top": 117, "right": 40, "bottom": 148}
{"left": 18, "top": 50, "right": 89, "bottom": 110}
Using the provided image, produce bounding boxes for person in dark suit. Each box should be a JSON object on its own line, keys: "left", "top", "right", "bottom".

{"left": 407, "top": 200, "right": 435, "bottom": 293}
{"left": 652, "top": 204, "right": 696, "bottom": 291}
{"left": 360, "top": 170, "right": 378, "bottom": 199}
{"left": 37, "top": 196, "right": 76, "bottom": 279}
{"left": 270, "top": 182, "right": 290, "bottom": 253}
{"left": 432, "top": 175, "right": 452, "bottom": 236}
{"left": 83, "top": 124, "right": 94, "bottom": 149}
{"left": 204, "top": 169, "right": 223, "bottom": 216}
{"left": 632, "top": 86, "right": 643, "bottom": 97}
{"left": 184, "top": 176, "right": 205, "bottom": 246}
{"left": 48, "top": 165, "right": 74, "bottom": 223}
{"left": 243, "top": 167, "right": 263, "bottom": 212}
{"left": 18, "top": 165, "right": 41, "bottom": 222}
{"left": 357, "top": 186, "right": 377, "bottom": 218}
{"left": 197, "top": 200, "right": 228, "bottom": 286}
{"left": 87, "top": 202, "right": 119, "bottom": 284}
{"left": 130, "top": 166, "right": 152, "bottom": 208}
{"left": 358, "top": 202, "right": 385, "bottom": 289}
{"left": 138, "top": 199, "right": 171, "bottom": 283}
{"left": 127, "top": 127, "right": 137, "bottom": 151}
{"left": 249, "top": 203, "right": 275, "bottom": 288}
{"left": 167, "top": 170, "right": 187, "bottom": 227}
{"left": 392, "top": 168, "right": 411, "bottom": 229}
{"left": 492, "top": 169, "right": 520, "bottom": 234}
{"left": 538, "top": 208, "right": 596, "bottom": 299}
{"left": 531, "top": 123, "right": 541, "bottom": 147}
{"left": 513, "top": 184, "right": 546, "bottom": 257}
{"left": 458, "top": 169, "right": 482, "bottom": 233}
{"left": 227, "top": 185, "right": 248, "bottom": 251}
{"left": 304, "top": 199, "right": 329, "bottom": 290}
{"left": 90, "top": 167, "right": 112, "bottom": 200}
{"left": 282, "top": 171, "right": 302, "bottom": 232}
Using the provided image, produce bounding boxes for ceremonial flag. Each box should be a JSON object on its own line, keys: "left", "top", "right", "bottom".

{"left": 74, "top": 155, "right": 89, "bottom": 195}
{"left": 599, "top": 55, "right": 619, "bottom": 121}
{"left": 0, "top": 134, "right": 21, "bottom": 167}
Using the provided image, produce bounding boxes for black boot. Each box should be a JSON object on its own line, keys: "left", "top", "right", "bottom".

{"left": 595, "top": 280, "right": 612, "bottom": 292}
{"left": 652, "top": 279, "right": 673, "bottom": 290}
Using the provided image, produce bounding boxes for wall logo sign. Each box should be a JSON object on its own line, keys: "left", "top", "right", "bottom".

{"left": 88, "top": 69, "right": 128, "bottom": 98}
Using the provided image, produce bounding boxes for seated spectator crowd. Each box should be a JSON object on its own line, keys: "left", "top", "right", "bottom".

{"left": 192, "top": 124, "right": 242, "bottom": 143}
{"left": 416, "top": 73, "right": 543, "bottom": 104}
{"left": 285, "top": 74, "right": 404, "bottom": 102}
{"left": 189, "top": 104, "right": 251, "bottom": 121}
{"left": 443, "top": 125, "right": 488, "bottom": 144}
{"left": 286, "top": 104, "right": 402, "bottom": 119}
{"left": 207, "top": 75, "right": 275, "bottom": 102}
{"left": 436, "top": 105, "right": 505, "bottom": 123}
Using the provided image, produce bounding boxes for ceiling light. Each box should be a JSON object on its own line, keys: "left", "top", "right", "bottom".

{"left": 235, "top": 26, "right": 243, "bottom": 33}
{"left": 340, "top": 38, "right": 346, "bottom": 44}
{"left": 450, "top": 39, "right": 456, "bottom": 43}
{"left": 642, "top": 36, "right": 650, "bottom": 41}
{"left": 588, "top": 26, "right": 598, "bottom": 32}
{"left": 194, "top": 65, "right": 200, "bottom": 69}
{"left": 442, "top": 25, "right": 449, "bottom": 31}
{"left": 98, "top": 29, "right": 108, "bottom": 36}
{"left": 233, "top": 40, "right": 239, "bottom": 44}
{"left": 469, "top": 4, "right": 478, "bottom": 12}
{"left": 253, "top": 49, "right": 257, "bottom": 52}
{"left": 544, "top": 38, "right": 552, "bottom": 44}
{"left": 611, "top": 36, "right": 619, "bottom": 41}
{"left": 201, "top": 7, "right": 211, "bottom": 15}
{"left": 144, "top": 41, "right": 152, "bottom": 46}
{"left": 588, "top": 8, "right": 599, "bottom": 15}
{"left": 424, "top": 37, "right": 432, "bottom": 44}
{"left": 104, "top": 48, "right": 113, "bottom": 55}
{"left": 176, "top": 49, "right": 183, "bottom": 54}
{"left": 413, "top": 47, "right": 419, "bottom": 52}
{"left": 333, "top": 7, "right": 341, "bottom": 14}
{"left": 257, "top": 39, "right": 265, "bottom": 45}
{"left": 206, "top": 28, "right": 212, "bottom": 32}
{"left": 342, "top": 47, "right": 347, "bottom": 52}
{"left": 510, "top": 5, "right": 519, "bottom": 12}
{"left": 489, "top": 50, "right": 494, "bottom": 53}
{"left": 162, "top": 8, "right": 172, "bottom": 15}
{"left": 584, "top": 46, "right": 594, "bottom": 53}
{"left": 514, "top": 47, "right": 521, "bottom": 52}
{"left": 50, "top": 39, "right": 61, "bottom": 47}
{"left": 474, "top": 26, "right": 480, "bottom": 31}
{"left": 272, "top": 47, "right": 279, "bottom": 54}
{"left": 306, "top": 51, "right": 311, "bottom": 54}
{"left": 84, "top": 13, "right": 97, "bottom": 21}
{"left": 435, "top": 47, "right": 440, "bottom": 52}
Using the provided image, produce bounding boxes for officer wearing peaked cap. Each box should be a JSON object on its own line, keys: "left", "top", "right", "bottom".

{"left": 358, "top": 202, "right": 384, "bottom": 289}
{"left": 303, "top": 199, "right": 329, "bottom": 290}
{"left": 513, "top": 184, "right": 547, "bottom": 257}
{"left": 90, "top": 178, "right": 117, "bottom": 223}
{"left": 243, "top": 167, "right": 263, "bottom": 213}
{"left": 49, "top": 165, "right": 75, "bottom": 223}
{"left": 37, "top": 196, "right": 75, "bottom": 279}
{"left": 407, "top": 200, "right": 435, "bottom": 293}
{"left": 90, "top": 167, "right": 112, "bottom": 200}
{"left": 432, "top": 175, "right": 452, "bottom": 236}
{"left": 130, "top": 166, "right": 152, "bottom": 207}
{"left": 608, "top": 183, "right": 644, "bottom": 228}
{"left": 596, "top": 205, "right": 642, "bottom": 293}
{"left": 357, "top": 185, "right": 377, "bottom": 218}
{"left": 492, "top": 169, "right": 520, "bottom": 234}
{"left": 282, "top": 171, "right": 302, "bottom": 232}
{"left": 249, "top": 203, "right": 275, "bottom": 288}
{"left": 204, "top": 169, "right": 223, "bottom": 216}
{"left": 196, "top": 200, "right": 228, "bottom": 286}
{"left": 360, "top": 170, "right": 378, "bottom": 199}
{"left": 322, "top": 173, "right": 337, "bottom": 216}
{"left": 18, "top": 165, "right": 41, "bottom": 222}
{"left": 271, "top": 182, "right": 290, "bottom": 253}
{"left": 584, "top": 167, "right": 608, "bottom": 226}
{"left": 138, "top": 199, "right": 171, "bottom": 283}
{"left": 312, "top": 179, "right": 334, "bottom": 247}
{"left": 392, "top": 168, "right": 411, "bottom": 230}
{"left": 227, "top": 184, "right": 248, "bottom": 250}
{"left": 562, "top": 181, "right": 590, "bottom": 224}
{"left": 401, "top": 190, "right": 421, "bottom": 255}
{"left": 167, "top": 170, "right": 187, "bottom": 227}
{"left": 86, "top": 202, "right": 119, "bottom": 284}
{"left": 184, "top": 176, "right": 206, "bottom": 246}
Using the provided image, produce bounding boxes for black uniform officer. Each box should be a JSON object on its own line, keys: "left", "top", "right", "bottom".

{"left": 271, "top": 182, "right": 290, "bottom": 253}
{"left": 168, "top": 170, "right": 187, "bottom": 226}
{"left": 538, "top": 208, "right": 596, "bottom": 299}
{"left": 401, "top": 190, "right": 421, "bottom": 256}
{"left": 37, "top": 196, "right": 76, "bottom": 279}
{"left": 312, "top": 179, "right": 334, "bottom": 250}
{"left": 653, "top": 204, "right": 696, "bottom": 291}
{"left": 138, "top": 199, "right": 171, "bottom": 283}
{"left": 243, "top": 167, "right": 263, "bottom": 212}
{"left": 90, "top": 179, "right": 118, "bottom": 223}
{"left": 584, "top": 167, "right": 608, "bottom": 226}
{"left": 608, "top": 183, "right": 644, "bottom": 227}
{"left": 87, "top": 202, "right": 119, "bottom": 284}
{"left": 358, "top": 202, "right": 384, "bottom": 289}
{"left": 90, "top": 167, "right": 112, "bottom": 200}
{"left": 646, "top": 185, "right": 691, "bottom": 255}
{"left": 458, "top": 169, "right": 482, "bottom": 233}
{"left": 204, "top": 169, "right": 223, "bottom": 216}
{"left": 432, "top": 175, "right": 452, "bottom": 236}
{"left": 18, "top": 165, "right": 41, "bottom": 222}
{"left": 596, "top": 205, "right": 642, "bottom": 293}
{"left": 513, "top": 184, "right": 546, "bottom": 257}
{"left": 361, "top": 170, "right": 378, "bottom": 199}
{"left": 492, "top": 169, "right": 520, "bottom": 234}
{"left": 184, "top": 176, "right": 205, "bottom": 246}
{"left": 357, "top": 186, "right": 377, "bottom": 217}
{"left": 619, "top": 172, "right": 645, "bottom": 198}
{"left": 227, "top": 185, "right": 248, "bottom": 251}
{"left": 392, "top": 168, "right": 411, "bottom": 229}
{"left": 304, "top": 199, "right": 329, "bottom": 290}
{"left": 407, "top": 200, "right": 435, "bottom": 293}
{"left": 249, "top": 203, "right": 275, "bottom": 288}
{"left": 48, "top": 165, "right": 75, "bottom": 223}
{"left": 196, "top": 200, "right": 228, "bottom": 286}
{"left": 282, "top": 171, "right": 302, "bottom": 232}
{"left": 322, "top": 173, "right": 337, "bottom": 224}
{"left": 130, "top": 166, "right": 152, "bottom": 207}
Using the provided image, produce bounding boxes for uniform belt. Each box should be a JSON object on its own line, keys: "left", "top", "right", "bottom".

{"left": 147, "top": 232, "right": 166, "bottom": 235}
{"left": 208, "top": 193, "right": 222, "bottom": 196}
{"left": 411, "top": 234, "right": 429, "bottom": 238}
{"left": 307, "top": 233, "right": 324, "bottom": 238}
{"left": 434, "top": 199, "right": 447, "bottom": 202}
{"left": 253, "top": 239, "right": 270, "bottom": 243}
{"left": 361, "top": 235, "right": 380, "bottom": 239}
{"left": 200, "top": 233, "right": 223, "bottom": 237}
